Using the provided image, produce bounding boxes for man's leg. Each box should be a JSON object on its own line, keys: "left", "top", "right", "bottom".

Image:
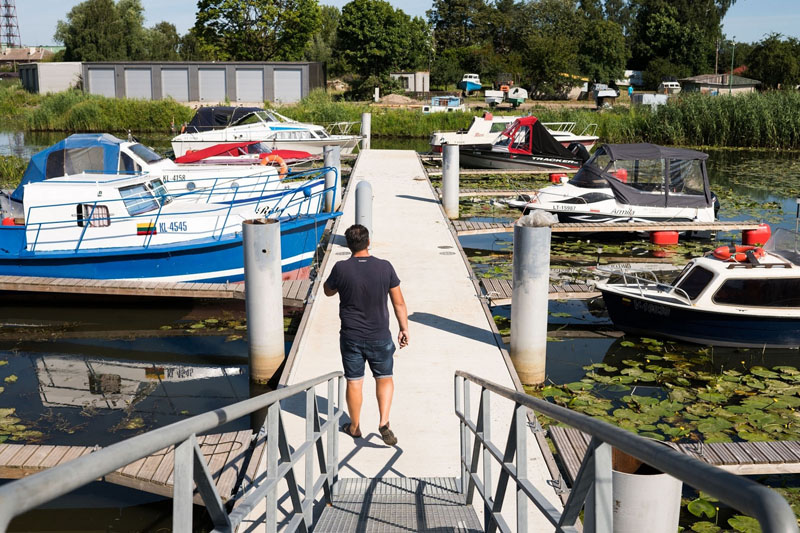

{"left": 346, "top": 378, "right": 364, "bottom": 433}
{"left": 375, "top": 377, "right": 394, "bottom": 428}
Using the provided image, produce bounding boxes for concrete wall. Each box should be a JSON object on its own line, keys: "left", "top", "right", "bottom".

{"left": 683, "top": 83, "right": 757, "bottom": 95}
{"left": 19, "top": 62, "right": 82, "bottom": 94}
{"left": 81, "top": 61, "right": 325, "bottom": 103}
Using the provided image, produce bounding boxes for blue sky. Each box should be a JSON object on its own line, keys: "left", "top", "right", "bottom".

{"left": 15, "top": 0, "right": 800, "bottom": 47}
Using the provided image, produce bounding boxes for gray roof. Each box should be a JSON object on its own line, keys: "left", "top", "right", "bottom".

{"left": 679, "top": 74, "right": 761, "bottom": 87}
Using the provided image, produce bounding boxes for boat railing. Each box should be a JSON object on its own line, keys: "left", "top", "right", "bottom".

{"left": 542, "top": 121, "right": 576, "bottom": 133}
{"left": 326, "top": 121, "right": 359, "bottom": 135}
{"left": 608, "top": 269, "right": 694, "bottom": 305}
{"left": 23, "top": 167, "right": 338, "bottom": 253}
{"left": 579, "top": 123, "right": 599, "bottom": 137}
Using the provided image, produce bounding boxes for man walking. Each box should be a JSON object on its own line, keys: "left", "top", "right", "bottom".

{"left": 324, "top": 224, "right": 409, "bottom": 445}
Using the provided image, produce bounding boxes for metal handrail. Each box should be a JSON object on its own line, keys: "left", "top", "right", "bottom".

{"left": 455, "top": 370, "right": 798, "bottom": 533}
{"left": 0, "top": 371, "right": 345, "bottom": 533}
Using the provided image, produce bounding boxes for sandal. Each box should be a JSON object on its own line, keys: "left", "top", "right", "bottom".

{"left": 341, "top": 423, "right": 362, "bottom": 439}
{"left": 379, "top": 423, "right": 397, "bottom": 446}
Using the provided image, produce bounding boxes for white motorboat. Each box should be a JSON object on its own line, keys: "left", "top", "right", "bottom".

{"left": 430, "top": 113, "right": 598, "bottom": 152}
{"left": 171, "top": 107, "right": 361, "bottom": 157}
{"left": 504, "top": 143, "right": 718, "bottom": 223}
{"left": 597, "top": 228, "right": 800, "bottom": 347}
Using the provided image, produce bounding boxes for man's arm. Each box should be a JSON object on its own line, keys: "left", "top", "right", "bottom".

{"left": 389, "top": 286, "right": 409, "bottom": 348}
{"left": 323, "top": 282, "right": 337, "bottom": 297}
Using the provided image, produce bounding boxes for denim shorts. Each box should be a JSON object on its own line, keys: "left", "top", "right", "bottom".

{"left": 340, "top": 337, "right": 395, "bottom": 380}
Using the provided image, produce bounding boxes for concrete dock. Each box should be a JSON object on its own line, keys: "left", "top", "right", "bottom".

{"left": 273, "top": 150, "right": 561, "bottom": 529}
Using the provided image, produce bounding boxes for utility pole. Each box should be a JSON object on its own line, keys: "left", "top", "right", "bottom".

{"left": 729, "top": 38, "right": 736, "bottom": 95}
{"left": 715, "top": 39, "right": 719, "bottom": 75}
{"left": 0, "top": 1, "right": 22, "bottom": 49}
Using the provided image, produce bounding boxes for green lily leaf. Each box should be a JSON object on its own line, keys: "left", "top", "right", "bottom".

{"left": 566, "top": 382, "right": 593, "bottom": 391}
{"left": 691, "top": 521, "right": 721, "bottom": 533}
{"left": 697, "top": 391, "right": 727, "bottom": 403}
{"left": 750, "top": 366, "right": 779, "bottom": 379}
{"left": 727, "top": 515, "right": 762, "bottom": 533}
{"left": 687, "top": 498, "right": 717, "bottom": 518}
{"left": 620, "top": 341, "right": 635, "bottom": 347}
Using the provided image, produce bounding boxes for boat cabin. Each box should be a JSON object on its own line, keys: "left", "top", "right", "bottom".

{"left": 495, "top": 116, "right": 580, "bottom": 160}
{"left": 569, "top": 144, "right": 713, "bottom": 209}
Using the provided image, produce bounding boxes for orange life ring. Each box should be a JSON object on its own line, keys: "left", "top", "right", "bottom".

{"left": 712, "top": 245, "right": 766, "bottom": 262}
{"left": 260, "top": 154, "right": 288, "bottom": 177}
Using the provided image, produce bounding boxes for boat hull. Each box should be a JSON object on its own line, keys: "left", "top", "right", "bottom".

{"left": 457, "top": 81, "right": 482, "bottom": 92}
{"left": 0, "top": 214, "right": 338, "bottom": 283}
{"left": 601, "top": 288, "right": 800, "bottom": 348}
{"left": 459, "top": 149, "right": 582, "bottom": 171}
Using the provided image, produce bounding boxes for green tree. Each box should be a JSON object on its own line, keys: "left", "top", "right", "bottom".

{"left": 746, "top": 34, "right": 800, "bottom": 89}
{"left": 427, "top": 0, "right": 491, "bottom": 54}
{"left": 578, "top": 19, "right": 628, "bottom": 82}
{"left": 145, "top": 22, "right": 181, "bottom": 61}
{"left": 194, "top": 0, "right": 321, "bottom": 60}
{"left": 337, "top": 0, "right": 431, "bottom": 77}
{"left": 55, "top": 0, "right": 133, "bottom": 61}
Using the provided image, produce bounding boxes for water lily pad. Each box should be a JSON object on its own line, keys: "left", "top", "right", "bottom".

{"left": 697, "top": 391, "right": 727, "bottom": 403}
{"left": 620, "top": 341, "right": 635, "bottom": 347}
{"left": 691, "top": 521, "right": 721, "bottom": 533}
{"left": 204, "top": 318, "right": 219, "bottom": 324}
{"left": 566, "top": 382, "right": 593, "bottom": 391}
{"left": 541, "top": 386, "right": 568, "bottom": 398}
{"left": 727, "top": 515, "right": 761, "bottom": 533}
{"left": 704, "top": 432, "right": 733, "bottom": 443}
{"left": 750, "top": 366, "right": 779, "bottom": 379}
{"left": 189, "top": 323, "right": 206, "bottom": 329}
{"left": 159, "top": 325, "right": 172, "bottom": 330}
{"left": 737, "top": 430, "right": 771, "bottom": 442}
{"left": 697, "top": 418, "right": 733, "bottom": 434}
{"left": 638, "top": 431, "right": 665, "bottom": 440}
{"left": 3, "top": 375, "right": 17, "bottom": 383}
{"left": 687, "top": 498, "right": 717, "bottom": 518}
{"left": 775, "top": 366, "right": 799, "bottom": 375}
{"left": 621, "top": 359, "right": 642, "bottom": 367}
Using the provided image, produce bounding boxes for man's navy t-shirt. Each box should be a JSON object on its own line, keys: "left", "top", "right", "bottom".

{"left": 325, "top": 255, "right": 400, "bottom": 341}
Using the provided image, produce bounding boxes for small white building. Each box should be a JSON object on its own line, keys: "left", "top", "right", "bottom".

{"left": 389, "top": 71, "right": 429, "bottom": 93}
{"left": 19, "top": 62, "right": 82, "bottom": 94}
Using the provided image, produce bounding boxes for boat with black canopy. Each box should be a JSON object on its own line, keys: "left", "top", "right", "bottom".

{"left": 505, "top": 143, "right": 718, "bottom": 223}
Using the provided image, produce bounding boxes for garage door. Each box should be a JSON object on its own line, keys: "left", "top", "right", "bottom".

{"left": 124, "top": 68, "right": 152, "bottom": 100}
{"left": 273, "top": 69, "right": 302, "bottom": 104}
{"left": 198, "top": 69, "right": 226, "bottom": 102}
{"left": 88, "top": 68, "right": 115, "bottom": 98}
{"left": 236, "top": 69, "right": 264, "bottom": 102}
{"left": 161, "top": 68, "right": 189, "bottom": 101}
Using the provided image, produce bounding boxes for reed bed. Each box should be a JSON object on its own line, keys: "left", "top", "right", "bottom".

{"left": 0, "top": 155, "right": 26, "bottom": 189}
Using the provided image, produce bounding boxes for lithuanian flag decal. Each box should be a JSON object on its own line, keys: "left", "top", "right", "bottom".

{"left": 137, "top": 222, "right": 157, "bottom": 235}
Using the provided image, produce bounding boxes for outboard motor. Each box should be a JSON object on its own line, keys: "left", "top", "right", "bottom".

{"left": 712, "top": 192, "right": 721, "bottom": 217}
{"left": 568, "top": 142, "right": 591, "bottom": 164}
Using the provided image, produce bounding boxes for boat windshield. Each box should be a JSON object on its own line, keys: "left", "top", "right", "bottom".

{"left": 763, "top": 228, "right": 800, "bottom": 265}
{"left": 119, "top": 183, "right": 160, "bottom": 215}
{"left": 129, "top": 144, "right": 164, "bottom": 163}
{"left": 147, "top": 179, "right": 172, "bottom": 206}
{"left": 232, "top": 111, "right": 278, "bottom": 127}
{"left": 675, "top": 266, "right": 714, "bottom": 300}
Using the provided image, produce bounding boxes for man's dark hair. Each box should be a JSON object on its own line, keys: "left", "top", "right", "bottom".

{"left": 345, "top": 224, "right": 369, "bottom": 252}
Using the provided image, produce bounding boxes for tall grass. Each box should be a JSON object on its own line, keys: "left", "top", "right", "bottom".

{"left": 3, "top": 85, "right": 800, "bottom": 148}
{"left": 0, "top": 155, "right": 25, "bottom": 189}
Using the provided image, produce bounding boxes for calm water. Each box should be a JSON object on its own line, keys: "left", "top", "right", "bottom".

{"left": 2, "top": 131, "right": 800, "bottom": 527}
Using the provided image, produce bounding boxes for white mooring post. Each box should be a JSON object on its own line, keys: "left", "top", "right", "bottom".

{"left": 361, "top": 112, "right": 371, "bottom": 150}
{"left": 243, "top": 219, "right": 285, "bottom": 382}
{"left": 442, "top": 144, "right": 460, "bottom": 219}
{"left": 323, "top": 145, "right": 342, "bottom": 212}
{"left": 355, "top": 180, "right": 373, "bottom": 240}
{"left": 510, "top": 214, "right": 555, "bottom": 385}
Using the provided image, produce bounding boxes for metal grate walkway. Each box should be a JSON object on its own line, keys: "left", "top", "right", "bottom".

{"left": 314, "top": 477, "right": 482, "bottom": 532}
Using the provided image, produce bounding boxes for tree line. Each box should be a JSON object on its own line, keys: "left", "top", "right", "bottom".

{"left": 54, "top": 0, "right": 800, "bottom": 97}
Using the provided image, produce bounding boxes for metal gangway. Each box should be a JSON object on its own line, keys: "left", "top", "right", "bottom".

{"left": 0, "top": 371, "right": 796, "bottom": 533}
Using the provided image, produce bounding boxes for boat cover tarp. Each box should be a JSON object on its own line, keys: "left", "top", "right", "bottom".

{"left": 174, "top": 142, "right": 259, "bottom": 163}
{"left": 575, "top": 143, "right": 712, "bottom": 208}
{"left": 12, "top": 134, "right": 124, "bottom": 202}
{"left": 517, "top": 116, "right": 578, "bottom": 159}
{"left": 186, "top": 107, "right": 263, "bottom": 133}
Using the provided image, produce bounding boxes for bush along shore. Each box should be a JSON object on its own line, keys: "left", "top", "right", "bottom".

{"left": 4, "top": 84, "right": 800, "bottom": 149}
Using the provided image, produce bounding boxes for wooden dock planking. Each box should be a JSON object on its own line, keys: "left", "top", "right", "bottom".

{"left": 452, "top": 219, "right": 762, "bottom": 236}
{"left": 0, "top": 276, "right": 311, "bottom": 306}
{"left": 550, "top": 426, "right": 800, "bottom": 481}
{"left": 479, "top": 278, "right": 600, "bottom": 305}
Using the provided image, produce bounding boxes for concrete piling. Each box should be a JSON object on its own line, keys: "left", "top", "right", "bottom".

{"left": 323, "top": 145, "right": 342, "bottom": 212}
{"left": 361, "top": 112, "right": 371, "bottom": 150}
{"left": 243, "top": 219, "right": 285, "bottom": 382}
{"left": 510, "top": 218, "right": 553, "bottom": 385}
{"left": 355, "top": 180, "right": 373, "bottom": 240}
{"left": 442, "top": 144, "right": 460, "bottom": 219}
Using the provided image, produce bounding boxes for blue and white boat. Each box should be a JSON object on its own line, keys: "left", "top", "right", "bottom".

{"left": 0, "top": 170, "right": 339, "bottom": 283}
{"left": 422, "top": 96, "right": 466, "bottom": 114}
{"left": 0, "top": 133, "right": 297, "bottom": 218}
{"left": 597, "top": 228, "right": 800, "bottom": 348}
{"left": 171, "top": 107, "right": 361, "bottom": 157}
{"left": 457, "top": 73, "right": 482, "bottom": 93}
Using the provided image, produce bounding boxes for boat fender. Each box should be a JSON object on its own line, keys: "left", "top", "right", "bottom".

{"left": 261, "top": 154, "right": 288, "bottom": 177}
{"left": 1, "top": 217, "right": 15, "bottom": 226}
{"left": 712, "top": 245, "right": 766, "bottom": 262}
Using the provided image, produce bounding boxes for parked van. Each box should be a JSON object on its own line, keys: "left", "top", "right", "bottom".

{"left": 657, "top": 81, "right": 682, "bottom": 95}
